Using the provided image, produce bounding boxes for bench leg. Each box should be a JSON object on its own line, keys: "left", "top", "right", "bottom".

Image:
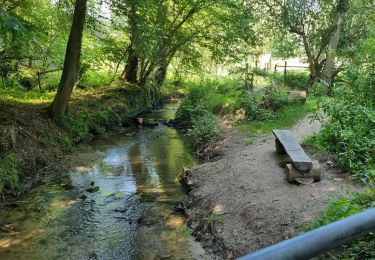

{"left": 311, "top": 161, "right": 321, "bottom": 181}
{"left": 275, "top": 139, "right": 286, "bottom": 154}
{"left": 285, "top": 161, "right": 322, "bottom": 183}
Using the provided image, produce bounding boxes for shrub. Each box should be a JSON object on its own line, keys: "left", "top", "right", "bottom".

{"left": 283, "top": 71, "right": 309, "bottom": 90}
{"left": 79, "top": 70, "right": 111, "bottom": 88}
{"left": 176, "top": 81, "right": 238, "bottom": 119}
{"left": 0, "top": 153, "right": 21, "bottom": 193}
{"left": 308, "top": 189, "right": 375, "bottom": 259}
{"left": 313, "top": 101, "right": 375, "bottom": 182}
{"left": 231, "top": 92, "right": 272, "bottom": 121}
{"left": 187, "top": 109, "right": 220, "bottom": 149}
{"left": 175, "top": 87, "right": 207, "bottom": 123}
{"left": 262, "top": 86, "right": 291, "bottom": 111}
{"left": 62, "top": 114, "right": 90, "bottom": 143}
{"left": 309, "top": 81, "right": 328, "bottom": 97}
{"left": 267, "top": 71, "right": 309, "bottom": 90}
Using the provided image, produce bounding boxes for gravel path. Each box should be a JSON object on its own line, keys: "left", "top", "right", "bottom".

{"left": 185, "top": 116, "right": 360, "bottom": 259}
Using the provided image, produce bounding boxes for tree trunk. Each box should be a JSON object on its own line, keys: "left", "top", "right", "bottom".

{"left": 308, "top": 63, "right": 320, "bottom": 85}
{"left": 122, "top": 46, "right": 138, "bottom": 83}
{"left": 49, "top": 0, "right": 87, "bottom": 120}
{"left": 154, "top": 58, "right": 168, "bottom": 87}
{"left": 120, "top": 3, "right": 138, "bottom": 84}
{"left": 322, "top": 0, "right": 347, "bottom": 88}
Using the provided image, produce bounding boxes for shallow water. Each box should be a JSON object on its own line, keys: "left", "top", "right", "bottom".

{"left": 0, "top": 104, "right": 208, "bottom": 260}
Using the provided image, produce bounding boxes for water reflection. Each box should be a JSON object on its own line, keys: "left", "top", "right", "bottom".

{"left": 0, "top": 104, "right": 209, "bottom": 260}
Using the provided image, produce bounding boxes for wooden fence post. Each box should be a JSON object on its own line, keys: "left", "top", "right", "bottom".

{"left": 274, "top": 64, "right": 277, "bottom": 73}
{"left": 245, "top": 62, "right": 249, "bottom": 88}
{"left": 37, "top": 72, "right": 42, "bottom": 91}
{"left": 284, "top": 61, "right": 287, "bottom": 84}
{"left": 251, "top": 73, "right": 254, "bottom": 89}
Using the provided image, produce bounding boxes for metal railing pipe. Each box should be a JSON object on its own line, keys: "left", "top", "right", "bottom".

{"left": 238, "top": 207, "right": 375, "bottom": 260}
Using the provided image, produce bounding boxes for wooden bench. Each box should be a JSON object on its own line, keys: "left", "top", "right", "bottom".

{"left": 272, "top": 129, "right": 321, "bottom": 183}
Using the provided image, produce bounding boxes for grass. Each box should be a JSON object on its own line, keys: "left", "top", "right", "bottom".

{"left": 0, "top": 82, "right": 127, "bottom": 108}
{"left": 237, "top": 98, "right": 318, "bottom": 136}
{"left": 0, "top": 89, "right": 55, "bottom": 106}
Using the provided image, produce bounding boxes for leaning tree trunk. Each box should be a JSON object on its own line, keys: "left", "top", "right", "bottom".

{"left": 49, "top": 0, "right": 87, "bottom": 120}
{"left": 322, "top": 0, "right": 347, "bottom": 89}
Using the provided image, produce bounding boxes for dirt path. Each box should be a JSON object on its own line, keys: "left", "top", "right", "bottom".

{"left": 184, "top": 116, "right": 361, "bottom": 259}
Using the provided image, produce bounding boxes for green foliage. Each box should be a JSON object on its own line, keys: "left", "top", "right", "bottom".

{"left": 231, "top": 92, "right": 271, "bottom": 121}
{"left": 203, "top": 212, "right": 224, "bottom": 226}
{"left": 309, "top": 81, "right": 328, "bottom": 97}
{"left": 267, "top": 71, "right": 309, "bottom": 91}
{"left": 79, "top": 71, "right": 112, "bottom": 89}
{"left": 177, "top": 78, "right": 311, "bottom": 144}
{"left": 0, "top": 153, "right": 21, "bottom": 193}
{"left": 307, "top": 22, "right": 375, "bottom": 182}
{"left": 175, "top": 79, "right": 241, "bottom": 148}
{"left": 202, "top": 212, "right": 224, "bottom": 236}
{"left": 308, "top": 101, "right": 375, "bottom": 182}
{"left": 239, "top": 99, "right": 318, "bottom": 135}
{"left": 62, "top": 114, "right": 90, "bottom": 143}
{"left": 262, "top": 86, "right": 291, "bottom": 111}
{"left": 308, "top": 189, "right": 375, "bottom": 259}
{"left": 175, "top": 79, "right": 242, "bottom": 123}
{"left": 187, "top": 107, "right": 220, "bottom": 149}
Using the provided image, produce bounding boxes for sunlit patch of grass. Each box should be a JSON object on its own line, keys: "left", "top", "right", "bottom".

{"left": 0, "top": 89, "right": 55, "bottom": 106}
{"left": 238, "top": 98, "right": 318, "bottom": 136}
{"left": 0, "top": 84, "right": 128, "bottom": 107}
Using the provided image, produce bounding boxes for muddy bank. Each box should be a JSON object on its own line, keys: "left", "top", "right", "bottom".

{"left": 183, "top": 116, "right": 361, "bottom": 259}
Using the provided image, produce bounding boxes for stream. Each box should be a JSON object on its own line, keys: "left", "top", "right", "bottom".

{"left": 0, "top": 103, "right": 208, "bottom": 260}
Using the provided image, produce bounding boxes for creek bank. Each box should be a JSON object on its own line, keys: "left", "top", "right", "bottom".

{"left": 0, "top": 103, "right": 210, "bottom": 259}
{"left": 0, "top": 85, "right": 167, "bottom": 198}
{"left": 181, "top": 116, "right": 362, "bottom": 259}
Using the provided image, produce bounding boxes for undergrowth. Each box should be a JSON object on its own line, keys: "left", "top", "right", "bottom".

{"left": 303, "top": 67, "right": 375, "bottom": 183}
{"left": 0, "top": 83, "right": 163, "bottom": 194}
{"left": 238, "top": 99, "right": 317, "bottom": 136}
{"left": 175, "top": 78, "right": 312, "bottom": 148}
{"left": 0, "top": 153, "right": 21, "bottom": 194}
{"left": 308, "top": 189, "right": 375, "bottom": 259}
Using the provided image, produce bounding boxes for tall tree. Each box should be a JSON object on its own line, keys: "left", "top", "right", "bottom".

{"left": 120, "top": 1, "right": 138, "bottom": 83}
{"left": 49, "top": 0, "right": 87, "bottom": 120}
{"left": 261, "top": 0, "right": 347, "bottom": 85}
{"left": 322, "top": 0, "right": 348, "bottom": 88}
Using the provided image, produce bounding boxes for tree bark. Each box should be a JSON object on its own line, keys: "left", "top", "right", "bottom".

{"left": 154, "top": 58, "right": 168, "bottom": 87}
{"left": 300, "top": 33, "right": 320, "bottom": 87}
{"left": 322, "top": 0, "right": 347, "bottom": 88}
{"left": 49, "top": 0, "right": 87, "bottom": 121}
{"left": 120, "top": 3, "right": 138, "bottom": 84}
{"left": 122, "top": 46, "right": 138, "bottom": 83}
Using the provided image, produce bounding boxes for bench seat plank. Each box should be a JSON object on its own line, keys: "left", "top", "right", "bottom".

{"left": 272, "top": 130, "right": 313, "bottom": 172}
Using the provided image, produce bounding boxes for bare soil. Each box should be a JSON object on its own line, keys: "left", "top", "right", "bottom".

{"left": 184, "top": 116, "right": 362, "bottom": 259}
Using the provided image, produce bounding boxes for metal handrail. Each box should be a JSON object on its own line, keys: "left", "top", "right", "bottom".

{"left": 238, "top": 207, "right": 375, "bottom": 260}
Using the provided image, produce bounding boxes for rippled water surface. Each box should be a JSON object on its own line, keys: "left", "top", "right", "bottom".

{"left": 0, "top": 104, "right": 208, "bottom": 260}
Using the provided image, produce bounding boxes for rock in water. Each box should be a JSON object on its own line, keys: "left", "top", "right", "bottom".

{"left": 86, "top": 186, "right": 100, "bottom": 193}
